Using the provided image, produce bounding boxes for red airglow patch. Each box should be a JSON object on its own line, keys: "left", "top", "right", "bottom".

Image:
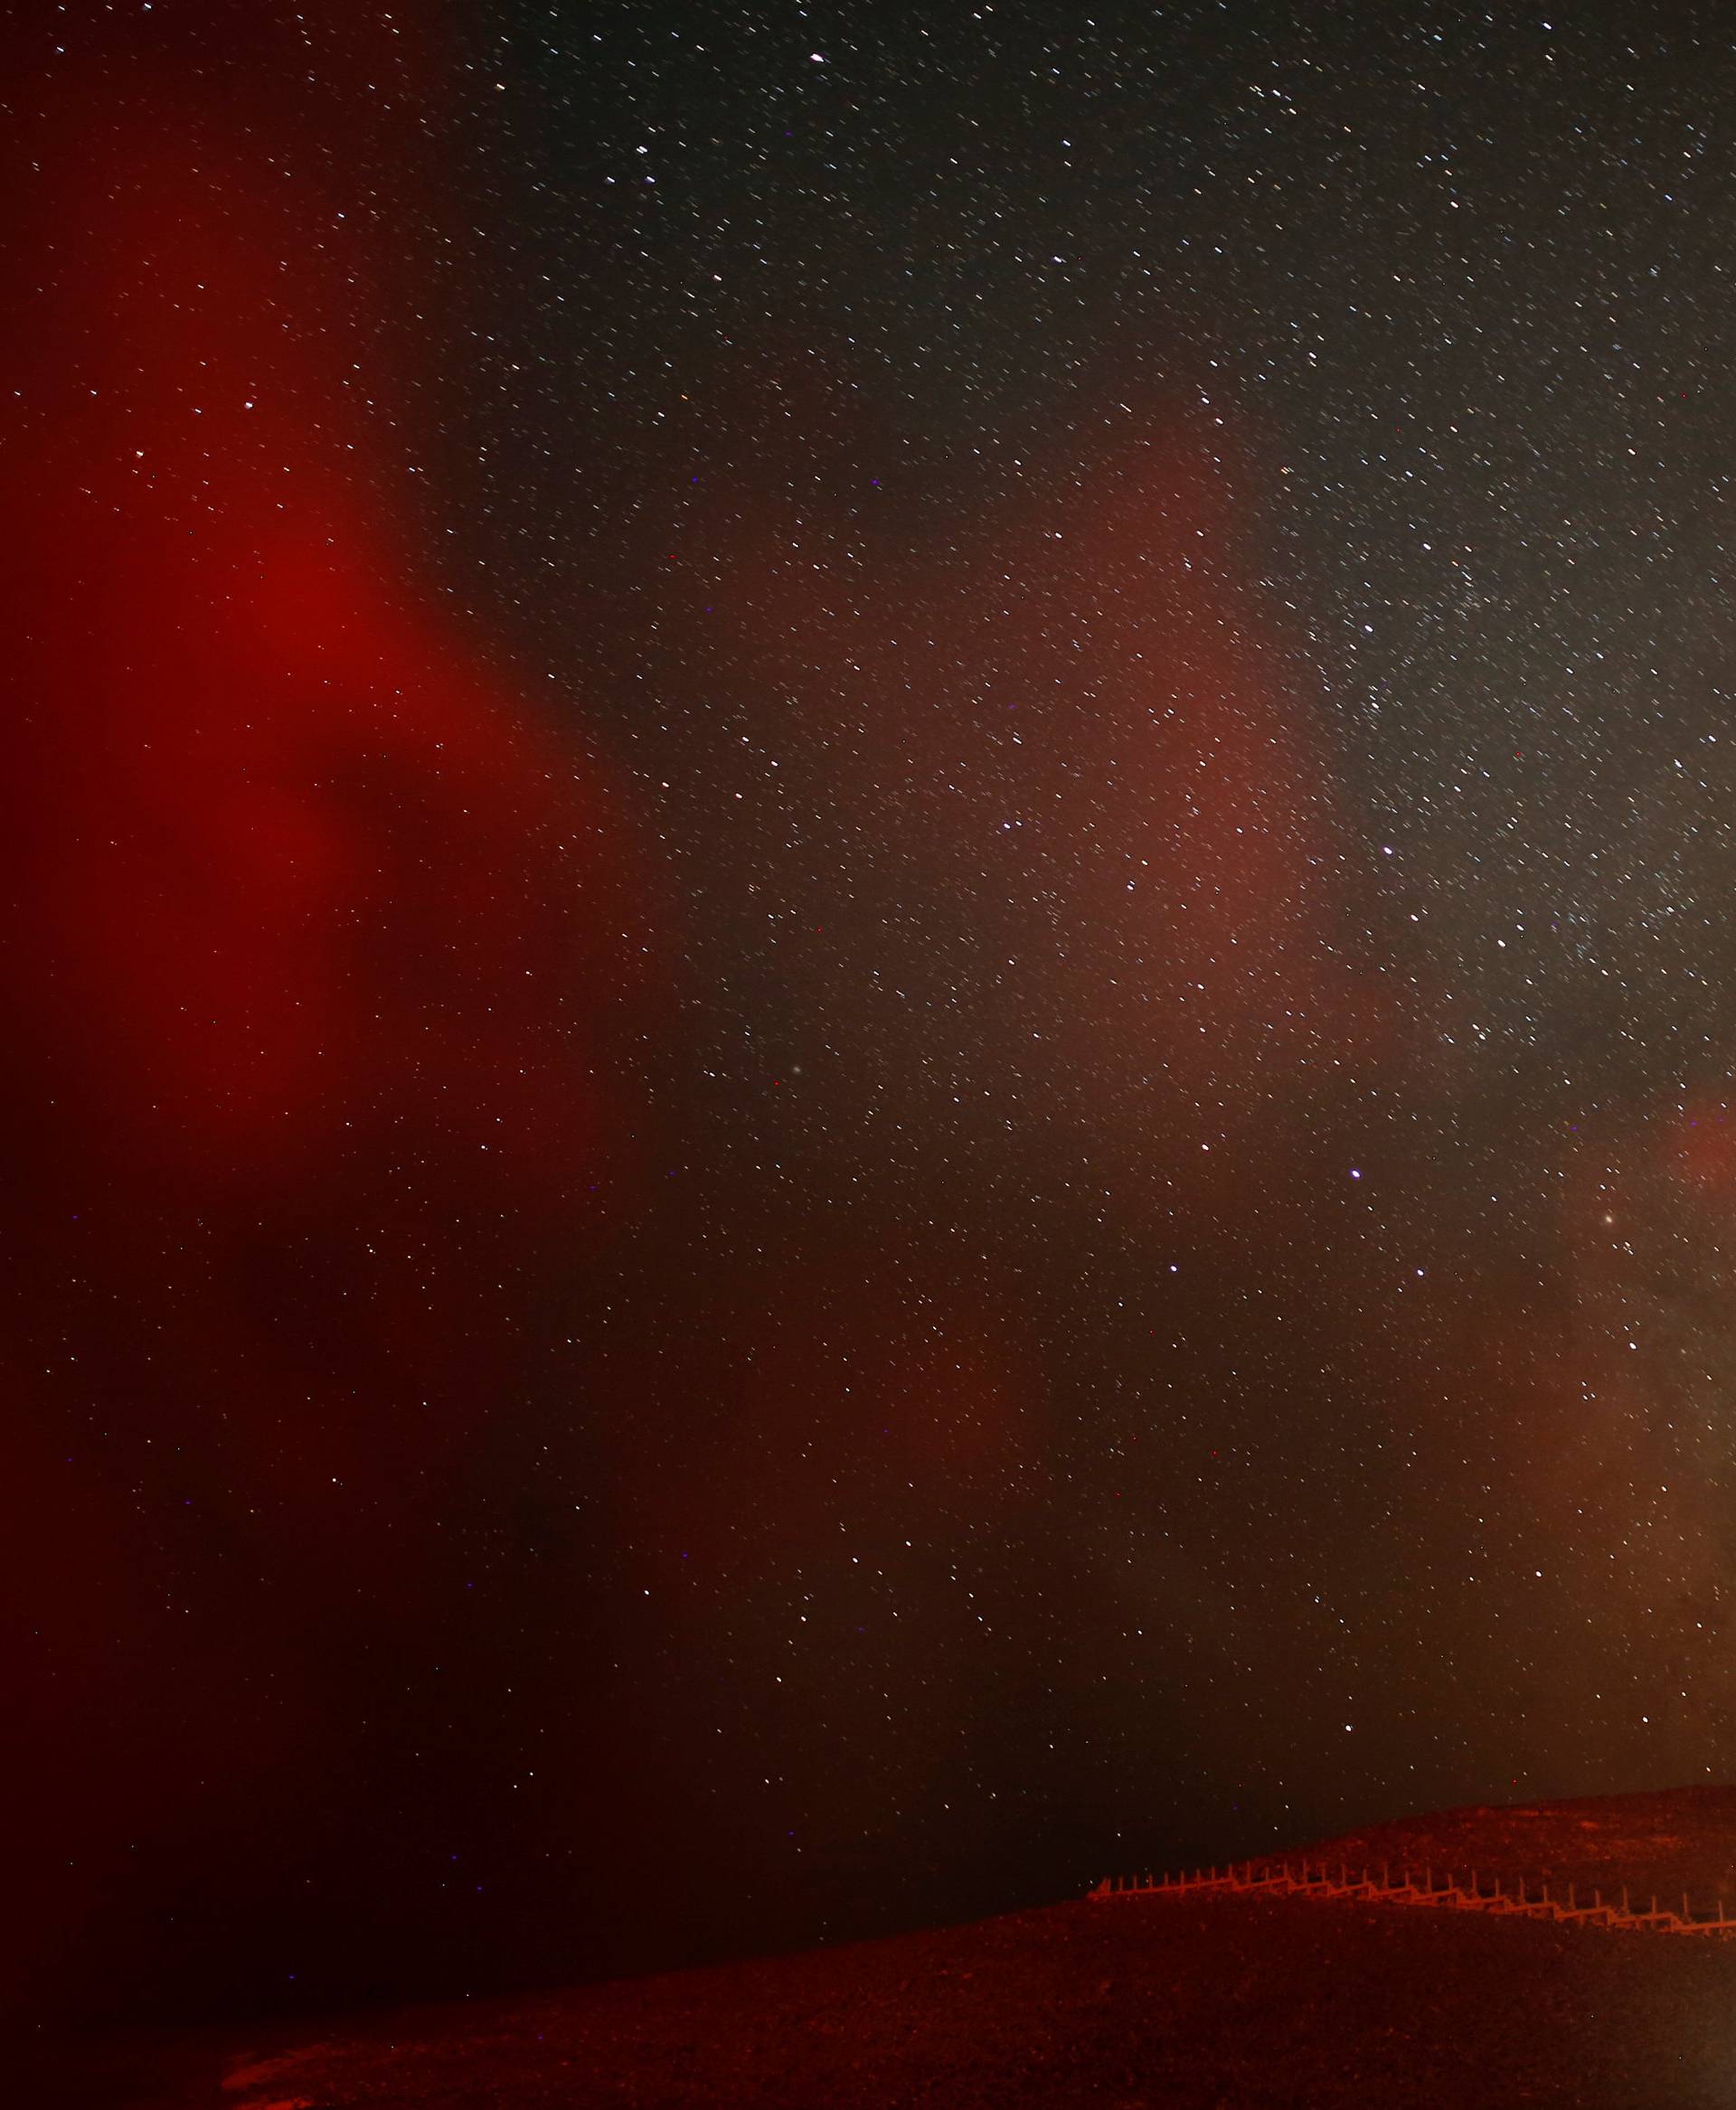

{"left": 0, "top": 71, "right": 662, "bottom": 2020}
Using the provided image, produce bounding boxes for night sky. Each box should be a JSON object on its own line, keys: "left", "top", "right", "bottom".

{"left": 11, "top": 0, "right": 1736, "bottom": 2032}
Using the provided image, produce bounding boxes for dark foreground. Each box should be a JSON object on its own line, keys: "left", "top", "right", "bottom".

{"left": 36, "top": 1788, "right": 1736, "bottom": 2107}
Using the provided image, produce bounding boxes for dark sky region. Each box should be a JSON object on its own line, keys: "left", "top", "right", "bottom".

{"left": 8, "top": 0, "right": 1736, "bottom": 2032}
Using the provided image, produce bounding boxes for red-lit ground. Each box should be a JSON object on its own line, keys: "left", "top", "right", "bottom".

{"left": 40, "top": 1787, "right": 1736, "bottom": 2108}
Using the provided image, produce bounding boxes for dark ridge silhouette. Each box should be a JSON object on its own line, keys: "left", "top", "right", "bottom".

{"left": 35, "top": 1785, "right": 1736, "bottom": 2107}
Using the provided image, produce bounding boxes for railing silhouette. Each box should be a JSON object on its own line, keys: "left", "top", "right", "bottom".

{"left": 1088, "top": 1858, "right": 1736, "bottom": 1937}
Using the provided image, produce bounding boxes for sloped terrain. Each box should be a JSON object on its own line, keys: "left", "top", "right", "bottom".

{"left": 33, "top": 1787, "right": 1736, "bottom": 2108}
{"left": 1282, "top": 1785, "right": 1736, "bottom": 1914}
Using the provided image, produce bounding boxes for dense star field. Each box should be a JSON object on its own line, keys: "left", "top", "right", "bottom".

{"left": 8, "top": 0, "right": 1736, "bottom": 2031}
